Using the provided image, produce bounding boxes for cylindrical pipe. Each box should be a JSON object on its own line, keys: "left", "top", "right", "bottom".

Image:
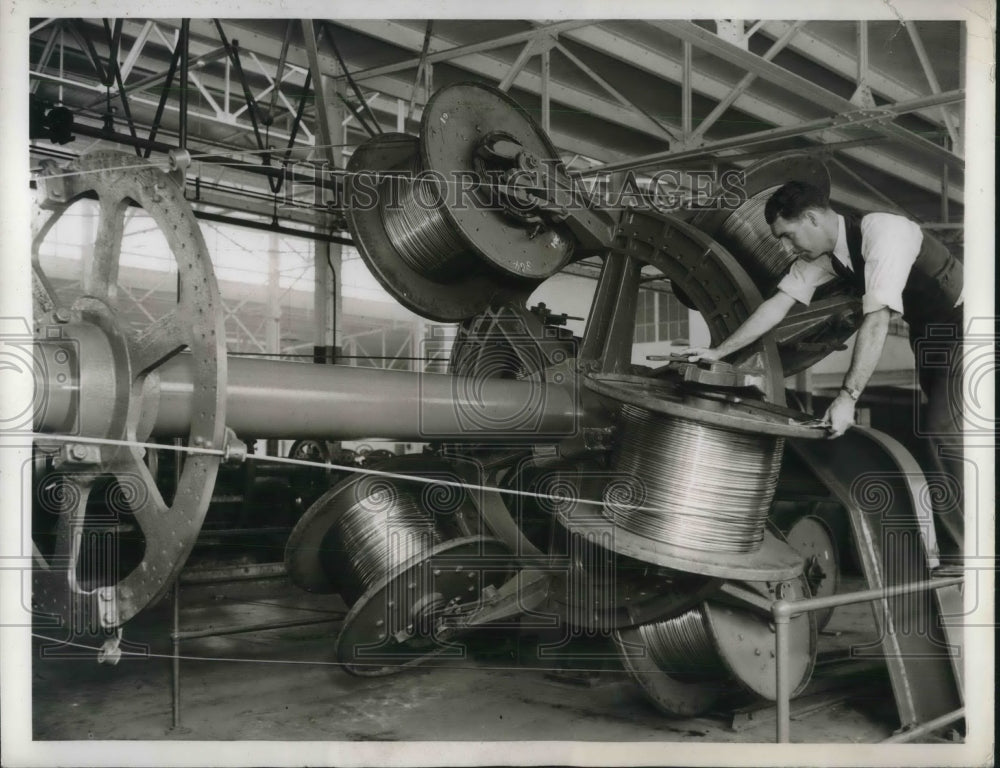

{"left": 774, "top": 608, "right": 791, "bottom": 743}
{"left": 882, "top": 706, "right": 965, "bottom": 743}
{"left": 151, "top": 355, "right": 582, "bottom": 441}
{"left": 773, "top": 576, "right": 964, "bottom": 617}
{"left": 179, "top": 19, "right": 190, "bottom": 151}
{"left": 171, "top": 580, "right": 181, "bottom": 729}
{"left": 173, "top": 616, "right": 338, "bottom": 641}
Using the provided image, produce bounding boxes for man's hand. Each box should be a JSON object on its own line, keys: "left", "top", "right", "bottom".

{"left": 680, "top": 347, "right": 722, "bottom": 363}
{"left": 822, "top": 392, "right": 856, "bottom": 438}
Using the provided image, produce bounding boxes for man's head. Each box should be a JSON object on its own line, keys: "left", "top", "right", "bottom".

{"left": 764, "top": 180, "right": 838, "bottom": 261}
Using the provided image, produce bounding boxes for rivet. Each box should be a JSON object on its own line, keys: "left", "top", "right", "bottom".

{"left": 754, "top": 648, "right": 761, "bottom": 656}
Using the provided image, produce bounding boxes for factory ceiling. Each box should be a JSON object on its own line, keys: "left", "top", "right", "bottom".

{"left": 28, "top": 17, "right": 965, "bottom": 236}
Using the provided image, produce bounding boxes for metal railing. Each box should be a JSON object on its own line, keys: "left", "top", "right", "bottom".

{"left": 771, "top": 575, "right": 965, "bottom": 743}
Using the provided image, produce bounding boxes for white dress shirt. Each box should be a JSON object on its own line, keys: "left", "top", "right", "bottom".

{"left": 776, "top": 213, "right": 924, "bottom": 316}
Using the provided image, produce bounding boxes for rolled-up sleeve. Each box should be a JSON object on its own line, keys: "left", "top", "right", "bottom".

{"left": 776, "top": 258, "right": 836, "bottom": 306}
{"left": 860, "top": 213, "right": 922, "bottom": 315}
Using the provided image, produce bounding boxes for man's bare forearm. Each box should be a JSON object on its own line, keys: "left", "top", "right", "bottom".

{"left": 714, "top": 292, "right": 798, "bottom": 358}
{"left": 843, "top": 307, "right": 891, "bottom": 395}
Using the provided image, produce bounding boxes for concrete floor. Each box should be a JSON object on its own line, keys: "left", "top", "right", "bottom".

{"left": 29, "top": 572, "right": 926, "bottom": 745}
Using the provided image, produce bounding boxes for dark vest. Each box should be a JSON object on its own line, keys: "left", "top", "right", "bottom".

{"left": 837, "top": 213, "right": 962, "bottom": 326}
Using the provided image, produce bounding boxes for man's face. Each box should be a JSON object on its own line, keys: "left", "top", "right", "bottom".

{"left": 770, "top": 210, "right": 829, "bottom": 261}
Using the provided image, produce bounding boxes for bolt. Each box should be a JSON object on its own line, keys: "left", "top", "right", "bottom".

{"left": 53, "top": 308, "right": 72, "bottom": 324}
{"left": 54, "top": 349, "right": 69, "bottom": 364}
{"left": 378, "top": 632, "right": 386, "bottom": 640}
{"left": 433, "top": 569, "right": 441, "bottom": 577}
{"left": 754, "top": 648, "right": 761, "bottom": 656}
{"left": 69, "top": 444, "right": 89, "bottom": 461}
{"left": 375, "top": 619, "right": 384, "bottom": 627}
{"left": 467, "top": 572, "right": 475, "bottom": 579}
{"left": 407, "top": 582, "right": 415, "bottom": 590}
{"left": 387, "top": 600, "right": 395, "bottom": 608}
{"left": 467, "top": 586, "right": 475, "bottom": 592}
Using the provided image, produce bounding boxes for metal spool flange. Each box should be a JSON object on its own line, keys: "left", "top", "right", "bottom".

{"left": 784, "top": 514, "right": 840, "bottom": 631}
{"left": 347, "top": 133, "right": 531, "bottom": 322}
{"left": 421, "top": 81, "right": 575, "bottom": 279}
{"left": 702, "top": 578, "right": 816, "bottom": 700}
{"left": 334, "top": 536, "right": 513, "bottom": 676}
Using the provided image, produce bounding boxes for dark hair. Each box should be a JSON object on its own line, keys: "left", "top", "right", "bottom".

{"left": 764, "top": 181, "right": 830, "bottom": 225}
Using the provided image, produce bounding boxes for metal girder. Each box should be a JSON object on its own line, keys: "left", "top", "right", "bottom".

{"left": 347, "top": 20, "right": 595, "bottom": 82}
{"left": 581, "top": 89, "right": 963, "bottom": 174}
{"left": 553, "top": 40, "right": 680, "bottom": 143}
{"left": 560, "top": 24, "right": 963, "bottom": 201}
{"left": 690, "top": 20, "right": 806, "bottom": 142}
{"left": 904, "top": 21, "right": 960, "bottom": 147}
{"left": 498, "top": 39, "right": 537, "bottom": 93}
{"left": 653, "top": 20, "right": 962, "bottom": 170}
{"left": 758, "top": 21, "right": 959, "bottom": 133}
{"left": 332, "top": 19, "right": 685, "bottom": 145}
{"left": 179, "top": 18, "right": 628, "bottom": 165}
{"left": 301, "top": 19, "right": 340, "bottom": 170}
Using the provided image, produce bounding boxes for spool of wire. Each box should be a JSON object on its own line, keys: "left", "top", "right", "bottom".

{"left": 637, "top": 607, "right": 722, "bottom": 680}
{"left": 379, "top": 159, "right": 467, "bottom": 278}
{"left": 332, "top": 480, "right": 445, "bottom": 599}
{"left": 603, "top": 405, "right": 784, "bottom": 554}
{"left": 718, "top": 185, "right": 793, "bottom": 286}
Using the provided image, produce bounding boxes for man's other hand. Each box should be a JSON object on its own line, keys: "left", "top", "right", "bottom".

{"left": 680, "top": 347, "right": 722, "bottom": 363}
{"left": 822, "top": 392, "right": 857, "bottom": 438}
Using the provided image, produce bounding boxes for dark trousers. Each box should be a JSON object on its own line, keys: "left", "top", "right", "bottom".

{"left": 907, "top": 306, "right": 965, "bottom": 553}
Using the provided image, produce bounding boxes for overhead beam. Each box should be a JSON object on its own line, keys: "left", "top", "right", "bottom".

{"left": 652, "top": 21, "right": 963, "bottom": 171}
{"left": 690, "top": 20, "right": 805, "bottom": 142}
{"left": 346, "top": 20, "right": 595, "bottom": 82}
{"left": 332, "top": 19, "right": 683, "bottom": 145}
{"left": 757, "top": 21, "right": 958, "bottom": 132}
{"left": 560, "top": 24, "right": 963, "bottom": 200}
{"left": 583, "top": 89, "right": 965, "bottom": 177}
{"left": 552, "top": 40, "right": 680, "bottom": 143}
{"left": 498, "top": 39, "right": 536, "bottom": 93}
{"left": 178, "top": 18, "right": 629, "bottom": 165}
{"left": 904, "top": 21, "right": 960, "bottom": 147}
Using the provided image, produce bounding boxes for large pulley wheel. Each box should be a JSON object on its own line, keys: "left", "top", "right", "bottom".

{"left": 31, "top": 150, "right": 226, "bottom": 629}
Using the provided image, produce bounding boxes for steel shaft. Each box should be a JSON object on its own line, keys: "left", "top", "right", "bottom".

{"left": 151, "top": 355, "right": 580, "bottom": 441}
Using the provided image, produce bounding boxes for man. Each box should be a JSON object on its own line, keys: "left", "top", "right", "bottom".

{"left": 683, "top": 180, "right": 964, "bottom": 545}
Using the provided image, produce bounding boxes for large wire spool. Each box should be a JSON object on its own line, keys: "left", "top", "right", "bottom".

{"left": 378, "top": 158, "right": 467, "bottom": 278}
{"left": 692, "top": 152, "right": 831, "bottom": 295}
{"left": 285, "top": 456, "right": 513, "bottom": 676}
{"left": 346, "top": 82, "right": 575, "bottom": 322}
{"left": 717, "top": 185, "right": 794, "bottom": 288}
{"left": 604, "top": 405, "right": 784, "bottom": 555}
{"left": 330, "top": 477, "right": 446, "bottom": 605}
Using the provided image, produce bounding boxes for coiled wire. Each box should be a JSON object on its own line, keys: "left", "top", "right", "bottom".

{"left": 335, "top": 482, "right": 444, "bottom": 593}
{"left": 380, "top": 159, "right": 466, "bottom": 277}
{"left": 637, "top": 607, "right": 723, "bottom": 679}
{"left": 603, "top": 405, "right": 784, "bottom": 553}
{"left": 719, "top": 185, "right": 793, "bottom": 285}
